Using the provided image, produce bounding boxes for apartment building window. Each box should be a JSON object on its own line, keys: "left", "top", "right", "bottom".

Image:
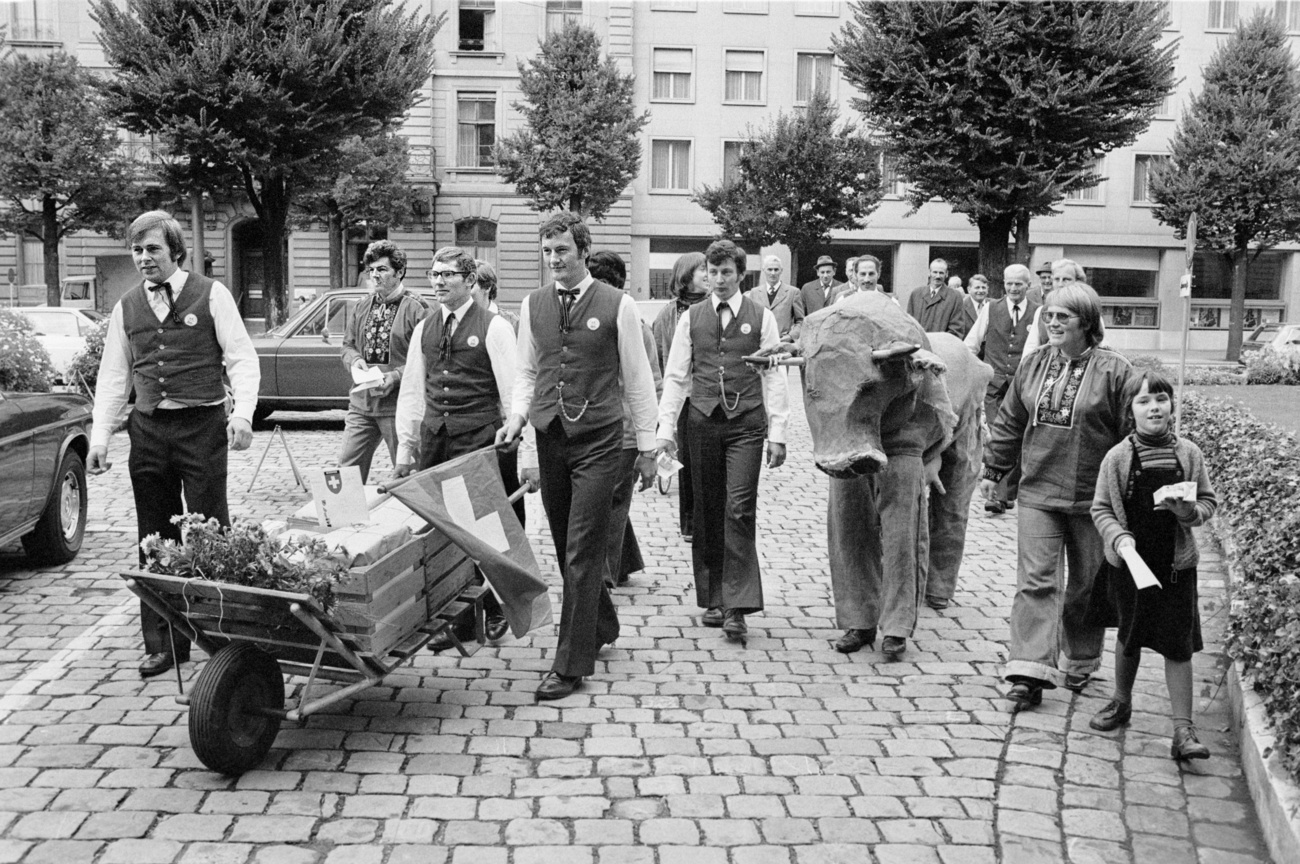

{"left": 651, "top": 140, "right": 692, "bottom": 191}
{"left": 457, "top": 93, "right": 496, "bottom": 168}
{"left": 1277, "top": 0, "right": 1300, "bottom": 31}
{"left": 7, "top": 0, "right": 57, "bottom": 42}
{"left": 795, "top": 53, "right": 833, "bottom": 104}
{"left": 652, "top": 48, "right": 693, "bottom": 101}
{"left": 1132, "top": 155, "right": 1169, "bottom": 204}
{"left": 879, "top": 153, "right": 903, "bottom": 197}
{"left": 1206, "top": 0, "right": 1238, "bottom": 30}
{"left": 20, "top": 238, "right": 44, "bottom": 286}
{"left": 651, "top": 0, "right": 696, "bottom": 9}
{"left": 722, "top": 1, "right": 768, "bottom": 12}
{"left": 724, "top": 51, "right": 764, "bottom": 104}
{"left": 722, "top": 140, "right": 750, "bottom": 184}
{"left": 546, "top": 0, "right": 582, "bottom": 34}
{"left": 458, "top": 0, "right": 494, "bottom": 52}
{"left": 1158, "top": 1, "right": 1176, "bottom": 29}
{"left": 1066, "top": 157, "right": 1104, "bottom": 203}
{"left": 455, "top": 219, "right": 498, "bottom": 268}
{"left": 794, "top": 1, "right": 838, "bottom": 16}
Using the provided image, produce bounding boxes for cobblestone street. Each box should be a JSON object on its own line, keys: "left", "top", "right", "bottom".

{"left": 0, "top": 395, "right": 1274, "bottom": 864}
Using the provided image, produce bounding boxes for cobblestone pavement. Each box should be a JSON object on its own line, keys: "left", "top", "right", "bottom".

{"left": 0, "top": 399, "right": 1274, "bottom": 864}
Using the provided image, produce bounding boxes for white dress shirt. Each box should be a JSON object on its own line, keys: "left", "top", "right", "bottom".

{"left": 509, "top": 272, "right": 660, "bottom": 466}
{"left": 1021, "top": 306, "right": 1046, "bottom": 355}
{"left": 655, "top": 291, "right": 790, "bottom": 445}
{"left": 964, "top": 296, "right": 1028, "bottom": 353}
{"left": 395, "top": 297, "right": 531, "bottom": 466}
{"left": 91, "top": 271, "right": 260, "bottom": 449}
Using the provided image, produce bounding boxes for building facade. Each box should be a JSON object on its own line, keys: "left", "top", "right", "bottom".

{"left": 4, "top": 0, "right": 1298, "bottom": 350}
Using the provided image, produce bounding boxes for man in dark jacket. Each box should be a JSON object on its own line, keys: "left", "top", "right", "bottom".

{"left": 906, "top": 258, "right": 968, "bottom": 338}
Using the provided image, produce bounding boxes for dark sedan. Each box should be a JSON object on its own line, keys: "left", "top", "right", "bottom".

{"left": 0, "top": 390, "right": 92, "bottom": 563}
{"left": 249, "top": 287, "right": 438, "bottom": 421}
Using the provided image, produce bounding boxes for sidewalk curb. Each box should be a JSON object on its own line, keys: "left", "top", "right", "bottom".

{"left": 1215, "top": 525, "right": 1300, "bottom": 864}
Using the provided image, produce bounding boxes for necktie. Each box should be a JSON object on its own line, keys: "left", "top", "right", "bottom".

{"left": 440, "top": 314, "right": 456, "bottom": 358}
{"left": 1011, "top": 303, "right": 1020, "bottom": 326}
{"left": 558, "top": 287, "right": 578, "bottom": 330}
{"left": 148, "top": 280, "right": 179, "bottom": 324}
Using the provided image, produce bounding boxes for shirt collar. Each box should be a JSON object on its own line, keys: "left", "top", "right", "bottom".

{"left": 374, "top": 283, "right": 406, "bottom": 305}
{"left": 149, "top": 271, "right": 185, "bottom": 295}
{"left": 442, "top": 297, "right": 474, "bottom": 322}
{"left": 556, "top": 272, "right": 594, "bottom": 296}
{"left": 711, "top": 292, "right": 741, "bottom": 314}
{"left": 1006, "top": 296, "right": 1023, "bottom": 310}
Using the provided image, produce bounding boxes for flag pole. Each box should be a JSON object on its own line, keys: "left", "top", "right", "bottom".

{"left": 1176, "top": 214, "right": 1197, "bottom": 432}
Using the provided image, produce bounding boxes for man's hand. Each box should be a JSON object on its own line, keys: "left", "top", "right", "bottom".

{"left": 227, "top": 417, "right": 253, "bottom": 451}
{"left": 88, "top": 445, "right": 110, "bottom": 475}
{"left": 520, "top": 467, "right": 540, "bottom": 493}
{"left": 635, "top": 451, "right": 656, "bottom": 491}
{"left": 978, "top": 478, "right": 997, "bottom": 501}
{"left": 766, "top": 442, "right": 786, "bottom": 469}
{"left": 395, "top": 463, "right": 415, "bottom": 478}
{"left": 374, "top": 370, "right": 399, "bottom": 397}
{"left": 496, "top": 415, "right": 525, "bottom": 450}
{"left": 655, "top": 438, "right": 677, "bottom": 461}
{"left": 923, "top": 457, "right": 946, "bottom": 496}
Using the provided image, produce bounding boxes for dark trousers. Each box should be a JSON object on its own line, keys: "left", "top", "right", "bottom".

{"left": 418, "top": 419, "right": 524, "bottom": 530}
{"left": 677, "top": 400, "right": 695, "bottom": 536}
{"left": 129, "top": 405, "right": 230, "bottom": 657}
{"left": 605, "top": 448, "right": 644, "bottom": 585}
{"left": 688, "top": 404, "right": 766, "bottom": 614}
{"left": 537, "top": 419, "right": 624, "bottom": 677}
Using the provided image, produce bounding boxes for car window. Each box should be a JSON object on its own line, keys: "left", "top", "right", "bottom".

{"left": 23, "top": 311, "right": 78, "bottom": 336}
{"left": 292, "top": 301, "right": 329, "bottom": 337}
{"left": 326, "top": 299, "right": 354, "bottom": 337}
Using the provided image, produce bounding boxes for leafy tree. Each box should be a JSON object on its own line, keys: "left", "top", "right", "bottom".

{"left": 494, "top": 23, "right": 648, "bottom": 219}
{"left": 295, "top": 134, "right": 424, "bottom": 289}
{"left": 1149, "top": 12, "right": 1300, "bottom": 361}
{"left": 0, "top": 51, "right": 139, "bottom": 305}
{"left": 92, "top": 0, "right": 441, "bottom": 325}
{"left": 693, "top": 90, "right": 880, "bottom": 270}
{"left": 835, "top": 1, "right": 1174, "bottom": 295}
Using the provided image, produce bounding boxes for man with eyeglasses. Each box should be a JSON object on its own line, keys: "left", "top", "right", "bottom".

{"left": 339, "top": 240, "right": 428, "bottom": 483}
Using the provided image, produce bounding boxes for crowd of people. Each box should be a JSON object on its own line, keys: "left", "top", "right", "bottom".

{"left": 89, "top": 209, "right": 1218, "bottom": 759}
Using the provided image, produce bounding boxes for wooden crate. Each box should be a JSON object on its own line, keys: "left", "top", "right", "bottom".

{"left": 423, "top": 534, "right": 479, "bottom": 620}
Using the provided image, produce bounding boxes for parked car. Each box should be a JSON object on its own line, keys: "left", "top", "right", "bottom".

{"left": 0, "top": 389, "right": 92, "bottom": 563}
{"left": 1240, "top": 322, "right": 1300, "bottom": 363}
{"left": 250, "top": 287, "right": 437, "bottom": 421}
{"left": 17, "top": 306, "right": 107, "bottom": 383}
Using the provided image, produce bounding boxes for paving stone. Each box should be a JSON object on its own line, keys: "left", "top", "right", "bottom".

{"left": 97, "top": 838, "right": 184, "bottom": 864}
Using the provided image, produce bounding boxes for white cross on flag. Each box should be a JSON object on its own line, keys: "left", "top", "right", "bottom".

{"left": 385, "top": 447, "right": 552, "bottom": 637}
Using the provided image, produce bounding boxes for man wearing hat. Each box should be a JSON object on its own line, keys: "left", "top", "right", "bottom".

{"left": 1028, "top": 261, "right": 1052, "bottom": 305}
{"left": 792, "top": 254, "right": 842, "bottom": 340}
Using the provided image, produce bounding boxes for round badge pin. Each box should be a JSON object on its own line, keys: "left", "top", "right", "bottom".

{"left": 740, "top": 323, "right": 752, "bottom": 335}
{"left": 184, "top": 313, "right": 198, "bottom": 327}
{"left": 467, "top": 335, "right": 480, "bottom": 348}
{"left": 587, "top": 317, "right": 600, "bottom": 331}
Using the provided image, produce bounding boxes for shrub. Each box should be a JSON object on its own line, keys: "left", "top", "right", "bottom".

{"left": 1183, "top": 365, "right": 1245, "bottom": 386}
{"left": 1125, "top": 353, "right": 1168, "bottom": 375}
{"left": 67, "top": 318, "right": 110, "bottom": 398}
{"left": 1182, "top": 392, "right": 1300, "bottom": 782}
{"left": 1244, "top": 348, "right": 1300, "bottom": 385}
{"left": 0, "top": 309, "right": 56, "bottom": 392}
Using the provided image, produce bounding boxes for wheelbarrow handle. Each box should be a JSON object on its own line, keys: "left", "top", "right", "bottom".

{"left": 742, "top": 353, "right": 805, "bottom": 368}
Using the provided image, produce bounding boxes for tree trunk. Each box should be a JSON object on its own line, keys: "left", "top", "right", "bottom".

{"left": 977, "top": 212, "right": 1015, "bottom": 300}
{"left": 42, "top": 196, "right": 60, "bottom": 306}
{"left": 328, "top": 209, "right": 343, "bottom": 290}
{"left": 1013, "top": 211, "right": 1031, "bottom": 265}
{"left": 260, "top": 175, "right": 291, "bottom": 329}
{"left": 1226, "top": 251, "right": 1249, "bottom": 362}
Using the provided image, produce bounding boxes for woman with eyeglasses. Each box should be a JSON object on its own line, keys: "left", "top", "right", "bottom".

{"left": 978, "top": 283, "right": 1134, "bottom": 712}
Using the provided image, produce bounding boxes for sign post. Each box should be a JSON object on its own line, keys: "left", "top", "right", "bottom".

{"left": 1176, "top": 213, "right": 1197, "bottom": 430}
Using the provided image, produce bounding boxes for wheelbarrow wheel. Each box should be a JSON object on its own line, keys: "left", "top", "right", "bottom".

{"left": 189, "top": 643, "right": 285, "bottom": 775}
{"left": 657, "top": 473, "right": 673, "bottom": 495}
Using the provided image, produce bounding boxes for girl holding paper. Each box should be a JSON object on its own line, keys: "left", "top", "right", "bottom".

{"left": 1087, "top": 370, "right": 1218, "bottom": 760}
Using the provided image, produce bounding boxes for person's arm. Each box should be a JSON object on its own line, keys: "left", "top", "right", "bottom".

{"left": 383, "top": 294, "right": 424, "bottom": 390}
{"left": 1022, "top": 308, "right": 1043, "bottom": 354}
{"left": 89, "top": 301, "right": 133, "bottom": 461}
{"left": 640, "top": 320, "right": 663, "bottom": 397}
{"left": 982, "top": 354, "right": 1034, "bottom": 479}
{"left": 946, "top": 296, "right": 968, "bottom": 339}
{"left": 655, "top": 308, "right": 693, "bottom": 449}
{"left": 341, "top": 295, "right": 366, "bottom": 369}
{"left": 616, "top": 294, "right": 658, "bottom": 454}
{"left": 394, "top": 318, "right": 427, "bottom": 470}
{"left": 758, "top": 307, "right": 789, "bottom": 446}
{"left": 1186, "top": 445, "right": 1219, "bottom": 526}
{"left": 209, "top": 280, "right": 260, "bottom": 427}
{"left": 788, "top": 288, "right": 806, "bottom": 343}
{"left": 1090, "top": 448, "right": 1132, "bottom": 566}
{"left": 486, "top": 313, "right": 536, "bottom": 469}
{"left": 964, "top": 303, "right": 989, "bottom": 353}
{"left": 507, "top": 295, "right": 536, "bottom": 423}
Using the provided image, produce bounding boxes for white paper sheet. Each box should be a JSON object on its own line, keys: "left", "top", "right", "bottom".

{"left": 350, "top": 365, "right": 385, "bottom": 394}
{"left": 1153, "top": 480, "right": 1197, "bottom": 506}
{"left": 1119, "top": 544, "right": 1162, "bottom": 590}
{"left": 657, "top": 452, "right": 684, "bottom": 480}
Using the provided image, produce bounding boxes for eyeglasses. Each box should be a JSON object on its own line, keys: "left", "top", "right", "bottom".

{"left": 1042, "top": 311, "right": 1079, "bottom": 324}
{"left": 427, "top": 269, "right": 470, "bottom": 281}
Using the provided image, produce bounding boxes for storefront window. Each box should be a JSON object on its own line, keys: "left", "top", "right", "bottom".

{"left": 1192, "top": 250, "right": 1283, "bottom": 300}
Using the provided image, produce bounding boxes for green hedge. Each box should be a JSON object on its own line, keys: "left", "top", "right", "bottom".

{"left": 1182, "top": 393, "right": 1300, "bottom": 782}
{"left": 1244, "top": 349, "right": 1300, "bottom": 385}
{"left": 0, "top": 309, "right": 56, "bottom": 392}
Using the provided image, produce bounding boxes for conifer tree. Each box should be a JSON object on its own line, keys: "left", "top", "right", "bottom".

{"left": 1149, "top": 12, "right": 1300, "bottom": 361}
{"left": 494, "top": 23, "right": 648, "bottom": 220}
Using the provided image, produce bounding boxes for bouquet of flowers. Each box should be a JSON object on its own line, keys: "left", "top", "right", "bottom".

{"left": 141, "top": 513, "right": 349, "bottom": 611}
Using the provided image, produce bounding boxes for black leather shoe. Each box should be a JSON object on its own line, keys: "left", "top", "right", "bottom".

{"left": 536, "top": 672, "right": 583, "bottom": 700}
{"left": 1007, "top": 681, "right": 1044, "bottom": 711}
{"left": 486, "top": 615, "right": 509, "bottom": 641}
{"left": 925, "top": 597, "right": 950, "bottom": 610}
{"left": 1005, "top": 501, "right": 1016, "bottom": 511}
{"left": 1171, "top": 726, "right": 1210, "bottom": 761}
{"left": 833, "top": 628, "right": 876, "bottom": 654}
{"left": 702, "top": 607, "right": 724, "bottom": 628}
{"left": 1089, "top": 699, "right": 1132, "bottom": 732}
{"left": 722, "top": 610, "right": 747, "bottom": 637}
{"left": 1064, "top": 672, "right": 1090, "bottom": 692}
{"left": 427, "top": 632, "right": 457, "bottom": 652}
{"left": 139, "top": 652, "right": 181, "bottom": 678}
{"left": 881, "top": 635, "right": 906, "bottom": 660}
{"left": 984, "top": 500, "right": 1006, "bottom": 515}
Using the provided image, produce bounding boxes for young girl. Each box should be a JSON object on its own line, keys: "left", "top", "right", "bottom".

{"left": 1088, "top": 370, "right": 1218, "bottom": 760}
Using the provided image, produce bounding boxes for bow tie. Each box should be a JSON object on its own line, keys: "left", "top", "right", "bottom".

{"left": 147, "top": 281, "right": 170, "bottom": 292}
{"left": 557, "top": 287, "right": 579, "bottom": 298}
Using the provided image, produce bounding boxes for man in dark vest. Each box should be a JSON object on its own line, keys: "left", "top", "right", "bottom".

{"left": 497, "top": 213, "right": 659, "bottom": 700}
{"left": 656, "top": 239, "right": 789, "bottom": 639}
{"left": 964, "top": 263, "right": 1039, "bottom": 515}
{"left": 394, "top": 245, "right": 528, "bottom": 645}
{"left": 87, "top": 210, "right": 260, "bottom": 678}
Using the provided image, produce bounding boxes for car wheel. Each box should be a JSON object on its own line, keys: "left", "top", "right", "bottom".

{"left": 23, "top": 448, "right": 87, "bottom": 564}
